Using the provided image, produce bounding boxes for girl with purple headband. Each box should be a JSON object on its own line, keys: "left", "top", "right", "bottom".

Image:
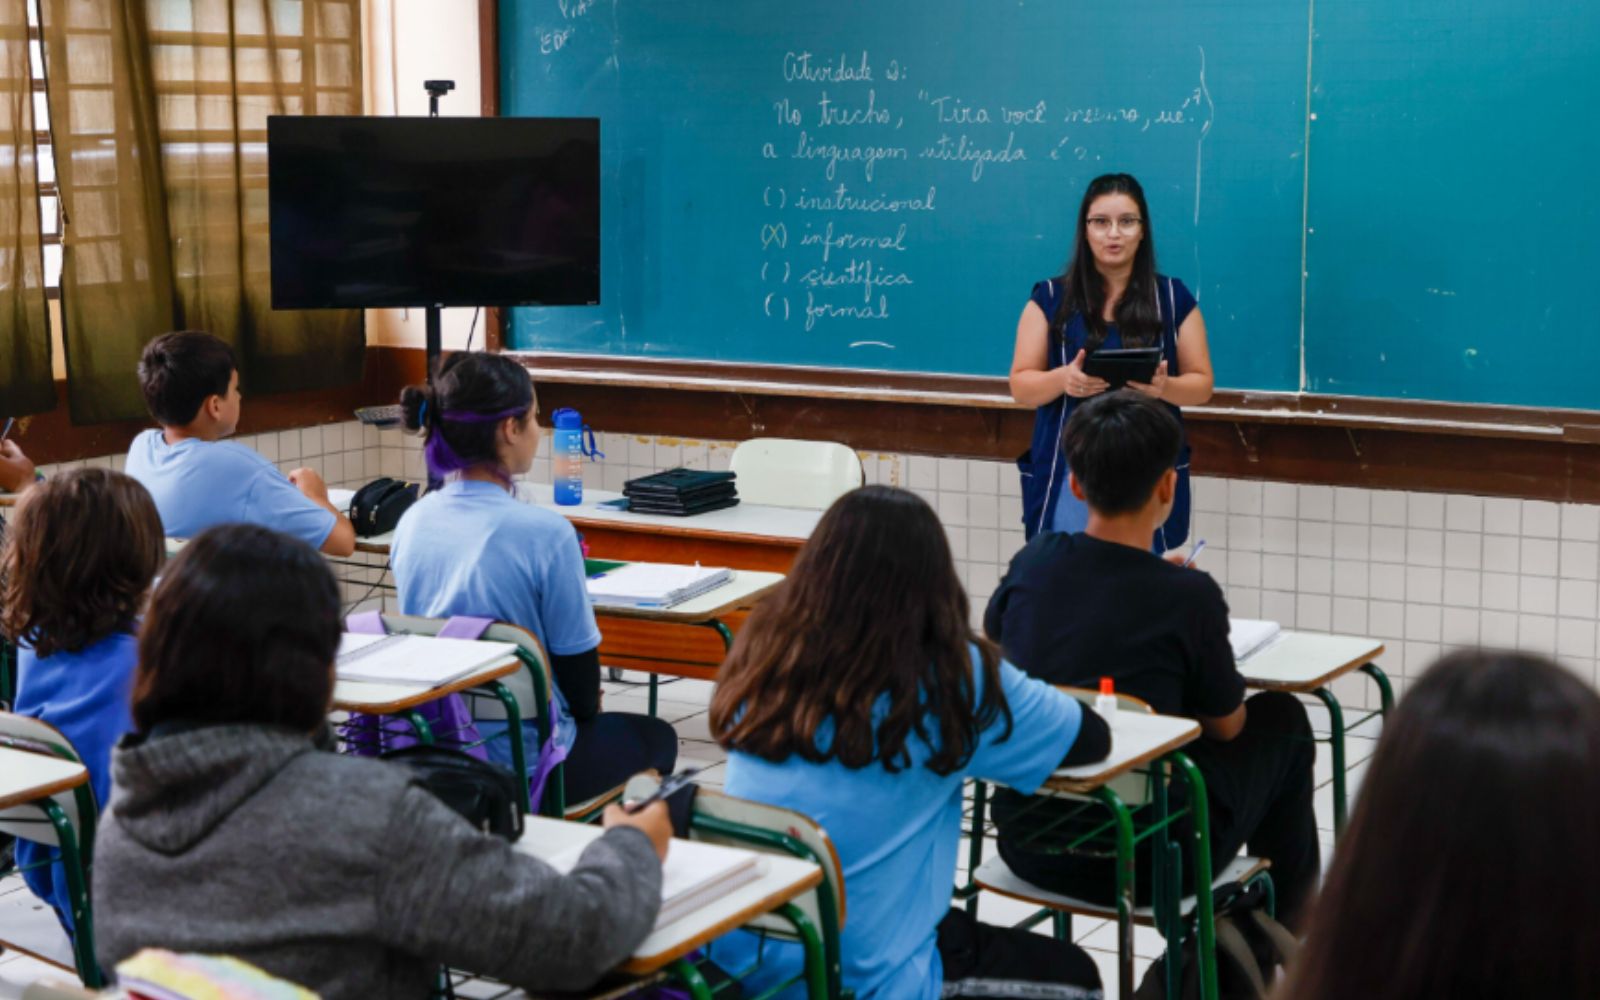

{"left": 390, "top": 351, "right": 677, "bottom": 806}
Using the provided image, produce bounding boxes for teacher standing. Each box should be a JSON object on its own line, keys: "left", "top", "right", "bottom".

{"left": 1009, "top": 173, "right": 1215, "bottom": 551}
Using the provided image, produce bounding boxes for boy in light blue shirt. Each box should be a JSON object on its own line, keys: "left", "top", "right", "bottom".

{"left": 123, "top": 331, "right": 355, "bottom": 555}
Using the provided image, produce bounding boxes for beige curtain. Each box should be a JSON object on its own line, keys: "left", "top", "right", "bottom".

{"left": 42, "top": 0, "right": 364, "bottom": 424}
{"left": 0, "top": 0, "right": 54, "bottom": 416}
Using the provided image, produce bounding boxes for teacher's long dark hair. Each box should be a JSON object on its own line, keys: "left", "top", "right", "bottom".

{"left": 1055, "top": 173, "right": 1162, "bottom": 351}
{"left": 1276, "top": 650, "right": 1600, "bottom": 1000}
{"left": 710, "top": 485, "right": 1012, "bottom": 776}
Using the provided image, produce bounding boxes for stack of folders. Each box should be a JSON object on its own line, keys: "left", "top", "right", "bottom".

{"left": 336, "top": 633, "right": 519, "bottom": 688}
{"left": 587, "top": 562, "right": 734, "bottom": 610}
{"left": 622, "top": 468, "right": 739, "bottom": 516}
{"left": 547, "top": 837, "right": 764, "bottom": 929}
{"left": 1228, "top": 618, "right": 1284, "bottom": 661}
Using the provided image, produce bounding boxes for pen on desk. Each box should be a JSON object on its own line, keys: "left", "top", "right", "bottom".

{"left": 1181, "top": 539, "right": 1206, "bottom": 568}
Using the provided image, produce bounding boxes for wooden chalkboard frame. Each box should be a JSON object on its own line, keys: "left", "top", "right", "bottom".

{"left": 476, "top": 1, "right": 1600, "bottom": 503}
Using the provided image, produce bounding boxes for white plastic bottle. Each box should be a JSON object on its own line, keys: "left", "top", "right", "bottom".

{"left": 1095, "top": 676, "right": 1119, "bottom": 729}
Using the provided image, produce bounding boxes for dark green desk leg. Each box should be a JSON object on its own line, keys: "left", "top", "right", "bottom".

{"left": 1172, "top": 752, "right": 1219, "bottom": 1000}
{"left": 668, "top": 957, "right": 713, "bottom": 1000}
{"left": 966, "top": 780, "right": 988, "bottom": 916}
{"left": 649, "top": 617, "right": 735, "bottom": 718}
{"left": 402, "top": 710, "right": 436, "bottom": 745}
{"left": 1362, "top": 661, "right": 1396, "bottom": 713}
{"left": 1094, "top": 785, "right": 1137, "bottom": 1000}
{"left": 487, "top": 681, "right": 530, "bottom": 814}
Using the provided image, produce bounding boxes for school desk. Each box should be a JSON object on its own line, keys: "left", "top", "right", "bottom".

{"left": 1235, "top": 631, "right": 1392, "bottom": 835}
{"left": 972, "top": 711, "right": 1211, "bottom": 999}
{"left": 585, "top": 564, "right": 784, "bottom": 714}
{"left": 332, "top": 651, "right": 523, "bottom": 748}
{"left": 515, "top": 815, "right": 825, "bottom": 999}
{"left": 0, "top": 746, "right": 91, "bottom": 977}
{"left": 0, "top": 491, "right": 16, "bottom": 507}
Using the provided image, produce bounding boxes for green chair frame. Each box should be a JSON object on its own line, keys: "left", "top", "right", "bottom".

{"left": 0, "top": 716, "right": 104, "bottom": 988}
{"left": 625, "top": 775, "right": 849, "bottom": 1000}
{"left": 959, "top": 691, "right": 1224, "bottom": 1000}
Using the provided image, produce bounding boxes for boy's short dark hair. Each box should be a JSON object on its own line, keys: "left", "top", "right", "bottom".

{"left": 133, "top": 523, "right": 340, "bottom": 734}
{"left": 138, "top": 331, "right": 237, "bottom": 426}
{"left": 1063, "top": 390, "right": 1183, "bottom": 516}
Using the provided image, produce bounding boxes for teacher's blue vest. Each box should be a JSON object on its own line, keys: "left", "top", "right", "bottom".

{"left": 1018, "top": 275, "right": 1194, "bottom": 550}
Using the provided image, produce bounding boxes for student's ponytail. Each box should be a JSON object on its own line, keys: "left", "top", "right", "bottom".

{"left": 397, "top": 352, "right": 535, "bottom": 485}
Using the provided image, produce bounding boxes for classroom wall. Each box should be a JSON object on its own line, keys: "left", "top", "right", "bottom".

{"left": 38, "top": 417, "right": 1596, "bottom": 709}
{"left": 361, "top": 0, "right": 488, "bottom": 353}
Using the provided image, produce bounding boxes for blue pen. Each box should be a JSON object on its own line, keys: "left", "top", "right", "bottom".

{"left": 0, "top": 417, "right": 13, "bottom": 444}
{"left": 1181, "top": 539, "right": 1206, "bottom": 568}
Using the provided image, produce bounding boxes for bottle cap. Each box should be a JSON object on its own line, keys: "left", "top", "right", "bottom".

{"left": 552, "top": 407, "right": 582, "bottom": 430}
{"left": 1099, "top": 677, "right": 1115, "bottom": 695}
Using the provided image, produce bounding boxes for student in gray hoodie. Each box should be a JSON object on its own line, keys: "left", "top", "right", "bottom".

{"left": 93, "top": 523, "right": 671, "bottom": 999}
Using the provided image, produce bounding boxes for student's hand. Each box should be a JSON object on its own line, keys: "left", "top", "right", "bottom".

{"left": 1127, "top": 360, "right": 1169, "bottom": 400}
{"left": 604, "top": 801, "right": 672, "bottom": 862}
{"left": 288, "top": 467, "right": 330, "bottom": 502}
{"left": 0, "top": 440, "right": 36, "bottom": 493}
{"left": 1061, "top": 349, "right": 1110, "bottom": 399}
{"left": 1164, "top": 551, "right": 1189, "bottom": 567}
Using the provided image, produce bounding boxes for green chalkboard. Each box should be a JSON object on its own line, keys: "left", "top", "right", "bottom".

{"left": 1303, "top": 0, "right": 1600, "bottom": 408}
{"left": 500, "top": 1, "right": 1308, "bottom": 391}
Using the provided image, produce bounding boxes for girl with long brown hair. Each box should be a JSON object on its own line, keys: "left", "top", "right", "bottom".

{"left": 710, "top": 485, "right": 1110, "bottom": 999}
{"left": 0, "top": 468, "right": 164, "bottom": 936}
{"left": 1277, "top": 649, "right": 1600, "bottom": 999}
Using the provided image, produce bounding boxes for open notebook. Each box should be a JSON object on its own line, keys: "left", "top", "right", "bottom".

{"left": 547, "top": 836, "right": 765, "bottom": 929}
{"left": 586, "top": 562, "right": 734, "bottom": 609}
{"left": 336, "top": 633, "right": 518, "bottom": 687}
{"left": 1229, "top": 618, "right": 1284, "bottom": 661}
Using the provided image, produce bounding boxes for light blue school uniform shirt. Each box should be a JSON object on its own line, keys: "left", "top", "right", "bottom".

{"left": 14, "top": 632, "right": 139, "bottom": 933}
{"left": 389, "top": 479, "right": 602, "bottom": 755}
{"left": 123, "top": 429, "right": 336, "bottom": 549}
{"left": 720, "top": 648, "right": 1084, "bottom": 999}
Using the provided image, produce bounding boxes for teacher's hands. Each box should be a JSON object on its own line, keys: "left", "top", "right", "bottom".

{"left": 1061, "top": 350, "right": 1111, "bottom": 399}
{"left": 1127, "top": 361, "right": 1169, "bottom": 400}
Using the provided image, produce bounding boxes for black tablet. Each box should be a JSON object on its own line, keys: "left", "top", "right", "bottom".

{"left": 1082, "top": 347, "right": 1162, "bottom": 388}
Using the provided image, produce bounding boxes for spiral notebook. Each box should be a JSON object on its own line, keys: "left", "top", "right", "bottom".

{"left": 547, "top": 837, "right": 764, "bottom": 929}
{"left": 336, "top": 633, "right": 518, "bottom": 687}
{"left": 586, "top": 562, "right": 734, "bottom": 609}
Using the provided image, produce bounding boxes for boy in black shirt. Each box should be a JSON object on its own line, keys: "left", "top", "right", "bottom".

{"left": 985, "top": 390, "right": 1318, "bottom": 928}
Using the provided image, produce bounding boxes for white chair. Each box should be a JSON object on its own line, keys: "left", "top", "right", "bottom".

{"left": 729, "top": 439, "right": 863, "bottom": 510}
{"left": 0, "top": 714, "right": 102, "bottom": 987}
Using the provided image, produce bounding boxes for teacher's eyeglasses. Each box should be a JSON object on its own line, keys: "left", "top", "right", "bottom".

{"left": 1086, "top": 216, "right": 1143, "bottom": 236}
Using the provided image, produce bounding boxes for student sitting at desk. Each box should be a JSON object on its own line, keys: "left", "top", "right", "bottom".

{"left": 0, "top": 468, "right": 164, "bottom": 936}
{"left": 1277, "top": 650, "right": 1600, "bottom": 999}
{"left": 984, "top": 390, "right": 1318, "bottom": 928}
{"left": 710, "top": 485, "right": 1109, "bottom": 999}
{"left": 93, "top": 524, "right": 671, "bottom": 1000}
{"left": 392, "top": 351, "right": 677, "bottom": 806}
{"left": 123, "top": 331, "right": 356, "bottom": 556}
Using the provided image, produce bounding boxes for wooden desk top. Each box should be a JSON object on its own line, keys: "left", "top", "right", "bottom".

{"left": 518, "top": 482, "right": 821, "bottom": 544}
{"left": 1043, "top": 711, "right": 1201, "bottom": 795}
{"left": 591, "top": 570, "right": 785, "bottom": 623}
{"left": 332, "top": 656, "right": 521, "bottom": 715}
{"left": 0, "top": 746, "right": 89, "bottom": 811}
{"left": 1237, "top": 631, "right": 1386, "bottom": 693}
{"left": 515, "top": 816, "right": 823, "bottom": 973}
{"left": 0, "top": 490, "right": 19, "bottom": 508}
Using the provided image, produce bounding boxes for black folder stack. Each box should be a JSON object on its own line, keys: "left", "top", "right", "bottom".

{"left": 621, "top": 468, "right": 740, "bottom": 516}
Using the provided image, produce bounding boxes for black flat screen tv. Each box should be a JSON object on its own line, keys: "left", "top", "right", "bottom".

{"left": 268, "top": 115, "right": 599, "bottom": 309}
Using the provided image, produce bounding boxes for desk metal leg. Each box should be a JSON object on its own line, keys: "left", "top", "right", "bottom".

{"left": 667, "top": 957, "right": 713, "bottom": 1000}
{"left": 1361, "top": 661, "right": 1395, "bottom": 713}
{"left": 777, "top": 901, "right": 830, "bottom": 1000}
{"left": 402, "top": 710, "right": 436, "bottom": 745}
{"left": 487, "top": 681, "right": 530, "bottom": 815}
{"left": 1312, "top": 687, "right": 1349, "bottom": 835}
{"left": 966, "top": 780, "right": 988, "bottom": 916}
{"left": 1095, "top": 786, "right": 1137, "bottom": 1000}
{"left": 1173, "top": 753, "right": 1219, "bottom": 1000}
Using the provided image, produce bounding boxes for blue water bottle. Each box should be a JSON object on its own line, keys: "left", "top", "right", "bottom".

{"left": 551, "top": 408, "right": 603, "bottom": 505}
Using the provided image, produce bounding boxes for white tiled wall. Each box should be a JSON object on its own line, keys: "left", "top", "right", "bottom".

{"left": 45, "top": 420, "right": 1600, "bottom": 711}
